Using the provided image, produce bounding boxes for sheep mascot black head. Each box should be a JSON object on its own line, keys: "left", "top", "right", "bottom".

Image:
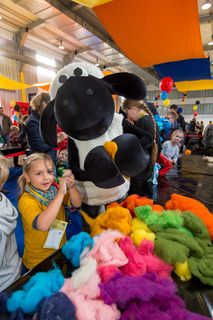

{"left": 40, "top": 62, "right": 149, "bottom": 215}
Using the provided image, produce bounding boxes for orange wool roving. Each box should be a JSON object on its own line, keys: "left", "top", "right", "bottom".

{"left": 166, "top": 193, "right": 213, "bottom": 239}
{"left": 108, "top": 195, "right": 164, "bottom": 214}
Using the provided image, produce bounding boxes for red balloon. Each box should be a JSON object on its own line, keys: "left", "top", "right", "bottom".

{"left": 159, "top": 77, "right": 174, "bottom": 93}
{"left": 194, "top": 111, "right": 198, "bottom": 117}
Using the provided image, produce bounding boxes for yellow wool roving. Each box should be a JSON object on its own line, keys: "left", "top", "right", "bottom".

{"left": 174, "top": 261, "right": 192, "bottom": 281}
{"left": 131, "top": 218, "right": 156, "bottom": 246}
{"left": 81, "top": 206, "right": 132, "bottom": 237}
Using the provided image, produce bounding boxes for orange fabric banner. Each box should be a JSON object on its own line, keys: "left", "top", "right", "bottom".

{"left": 94, "top": 0, "right": 205, "bottom": 67}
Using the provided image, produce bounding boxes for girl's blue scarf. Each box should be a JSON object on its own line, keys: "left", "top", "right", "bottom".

{"left": 25, "top": 183, "right": 58, "bottom": 206}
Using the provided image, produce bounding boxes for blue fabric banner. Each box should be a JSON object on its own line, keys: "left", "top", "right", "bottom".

{"left": 154, "top": 57, "right": 211, "bottom": 82}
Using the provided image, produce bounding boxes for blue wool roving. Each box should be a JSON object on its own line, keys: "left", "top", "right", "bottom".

{"left": 62, "top": 231, "right": 94, "bottom": 267}
{"left": 7, "top": 268, "right": 64, "bottom": 314}
{"left": 37, "top": 292, "right": 76, "bottom": 320}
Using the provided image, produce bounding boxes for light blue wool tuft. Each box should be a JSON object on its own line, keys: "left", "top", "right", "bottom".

{"left": 62, "top": 231, "right": 94, "bottom": 267}
{"left": 7, "top": 268, "right": 64, "bottom": 314}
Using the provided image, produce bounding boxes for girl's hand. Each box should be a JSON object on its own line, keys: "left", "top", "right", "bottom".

{"left": 62, "top": 169, "right": 75, "bottom": 190}
{"left": 62, "top": 169, "right": 72, "bottom": 178}
{"left": 66, "top": 174, "right": 75, "bottom": 190}
{"left": 127, "top": 116, "right": 134, "bottom": 125}
{"left": 58, "top": 177, "right": 67, "bottom": 195}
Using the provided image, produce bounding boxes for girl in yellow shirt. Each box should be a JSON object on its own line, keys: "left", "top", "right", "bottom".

{"left": 18, "top": 153, "right": 81, "bottom": 271}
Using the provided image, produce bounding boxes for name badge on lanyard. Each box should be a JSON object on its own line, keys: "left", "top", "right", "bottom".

{"left": 43, "top": 220, "right": 67, "bottom": 250}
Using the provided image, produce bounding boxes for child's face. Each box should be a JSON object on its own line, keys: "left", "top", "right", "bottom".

{"left": 172, "top": 133, "right": 183, "bottom": 144}
{"left": 24, "top": 159, "right": 54, "bottom": 192}
{"left": 58, "top": 149, "right": 68, "bottom": 162}
{"left": 126, "top": 106, "right": 141, "bottom": 122}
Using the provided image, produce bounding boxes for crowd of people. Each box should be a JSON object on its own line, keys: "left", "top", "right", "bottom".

{"left": 0, "top": 91, "right": 212, "bottom": 292}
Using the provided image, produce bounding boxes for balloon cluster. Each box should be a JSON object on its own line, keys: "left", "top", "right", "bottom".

{"left": 159, "top": 77, "right": 174, "bottom": 107}
{"left": 192, "top": 100, "right": 200, "bottom": 117}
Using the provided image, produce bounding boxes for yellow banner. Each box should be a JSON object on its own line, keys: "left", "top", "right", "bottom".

{"left": 175, "top": 79, "right": 213, "bottom": 92}
{"left": 0, "top": 75, "right": 51, "bottom": 91}
{"left": 0, "top": 74, "right": 31, "bottom": 90}
{"left": 72, "top": 0, "right": 113, "bottom": 8}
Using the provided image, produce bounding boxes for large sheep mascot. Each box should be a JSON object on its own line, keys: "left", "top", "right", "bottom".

{"left": 40, "top": 62, "right": 149, "bottom": 216}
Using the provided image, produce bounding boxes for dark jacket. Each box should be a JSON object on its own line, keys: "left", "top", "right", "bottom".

{"left": 177, "top": 113, "right": 186, "bottom": 132}
{"left": 26, "top": 110, "right": 56, "bottom": 160}
{"left": 203, "top": 124, "right": 213, "bottom": 148}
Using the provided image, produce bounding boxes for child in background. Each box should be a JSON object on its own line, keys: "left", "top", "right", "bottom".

{"left": 18, "top": 153, "right": 81, "bottom": 271}
{"left": 18, "top": 114, "right": 29, "bottom": 149}
{"left": 57, "top": 148, "right": 69, "bottom": 181}
{"left": 158, "top": 130, "right": 184, "bottom": 177}
{"left": 9, "top": 125, "right": 21, "bottom": 167}
{"left": 9, "top": 125, "right": 20, "bottom": 146}
{"left": 0, "top": 156, "right": 21, "bottom": 291}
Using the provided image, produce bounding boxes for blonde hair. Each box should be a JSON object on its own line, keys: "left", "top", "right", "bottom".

{"left": 171, "top": 129, "right": 184, "bottom": 140}
{"left": 30, "top": 92, "right": 51, "bottom": 115}
{"left": 122, "top": 99, "right": 158, "bottom": 164}
{"left": 18, "top": 153, "right": 53, "bottom": 196}
{"left": 0, "top": 156, "right": 9, "bottom": 190}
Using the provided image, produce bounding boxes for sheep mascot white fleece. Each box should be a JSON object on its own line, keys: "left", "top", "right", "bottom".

{"left": 40, "top": 62, "right": 149, "bottom": 215}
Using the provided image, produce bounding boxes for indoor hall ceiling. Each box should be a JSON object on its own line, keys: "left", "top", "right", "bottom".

{"left": 0, "top": 0, "right": 213, "bottom": 88}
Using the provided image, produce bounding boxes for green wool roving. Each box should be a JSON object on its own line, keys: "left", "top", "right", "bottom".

{"left": 154, "top": 228, "right": 204, "bottom": 266}
{"left": 154, "top": 237, "right": 188, "bottom": 265}
{"left": 134, "top": 205, "right": 192, "bottom": 235}
{"left": 182, "top": 211, "right": 211, "bottom": 241}
{"left": 189, "top": 238, "right": 213, "bottom": 286}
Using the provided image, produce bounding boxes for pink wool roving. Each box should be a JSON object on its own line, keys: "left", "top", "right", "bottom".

{"left": 88, "top": 230, "right": 128, "bottom": 267}
{"left": 118, "top": 236, "right": 147, "bottom": 276}
{"left": 138, "top": 240, "right": 173, "bottom": 278}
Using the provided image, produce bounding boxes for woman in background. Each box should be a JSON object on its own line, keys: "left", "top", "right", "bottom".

{"left": 25, "top": 92, "right": 56, "bottom": 162}
{"left": 122, "top": 99, "right": 159, "bottom": 195}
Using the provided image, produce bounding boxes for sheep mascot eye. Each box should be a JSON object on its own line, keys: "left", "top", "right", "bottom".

{"left": 40, "top": 61, "right": 150, "bottom": 216}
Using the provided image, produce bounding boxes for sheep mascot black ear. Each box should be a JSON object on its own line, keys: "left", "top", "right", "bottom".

{"left": 40, "top": 62, "right": 149, "bottom": 215}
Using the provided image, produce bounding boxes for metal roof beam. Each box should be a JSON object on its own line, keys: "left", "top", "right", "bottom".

{"left": 45, "top": 0, "right": 159, "bottom": 84}
{"left": 200, "top": 14, "right": 213, "bottom": 24}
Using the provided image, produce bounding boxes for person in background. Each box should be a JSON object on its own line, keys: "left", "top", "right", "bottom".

{"left": 0, "top": 107, "right": 12, "bottom": 144}
{"left": 18, "top": 115, "right": 29, "bottom": 149}
{"left": 9, "top": 125, "right": 21, "bottom": 167}
{"left": 170, "top": 104, "right": 186, "bottom": 132}
{"left": 18, "top": 153, "right": 81, "bottom": 272}
{"left": 26, "top": 92, "right": 56, "bottom": 162}
{"left": 188, "top": 118, "right": 197, "bottom": 134}
{"left": 159, "top": 109, "right": 178, "bottom": 142}
{"left": 203, "top": 122, "right": 213, "bottom": 149}
{"left": 158, "top": 129, "right": 184, "bottom": 177}
{"left": 13, "top": 104, "right": 23, "bottom": 126}
{"left": 200, "top": 121, "right": 204, "bottom": 134}
{"left": 57, "top": 126, "right": 68, "bottom": 151}
{"left": 0, "top": 156, "right": 21, "bottom": 291}
{"left": 56, "top": 148, "right": 69, "bottom": 181}
{"left": 9, "top": 125, "right": 20, "bottom": 146}
{"left": 122, "top": 99, "right": 159, "bottom": 195}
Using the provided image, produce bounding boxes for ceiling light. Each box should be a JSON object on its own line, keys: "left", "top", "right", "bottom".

{"left": 201, "top": 0, "right": 211, "bottom": 10}
{"left": 58, "top": 39, "right": 64, "bottom": 50}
